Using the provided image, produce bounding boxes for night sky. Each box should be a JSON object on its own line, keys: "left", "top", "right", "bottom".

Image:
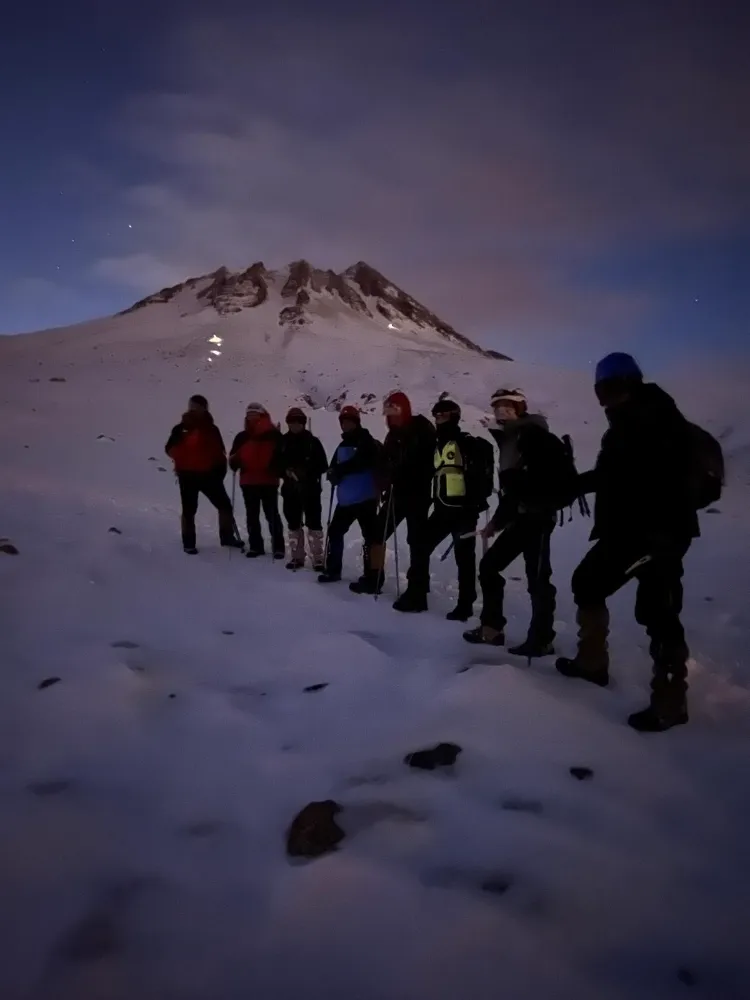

{"left": 1, "top": 0, "right": 748, "bottom": 370}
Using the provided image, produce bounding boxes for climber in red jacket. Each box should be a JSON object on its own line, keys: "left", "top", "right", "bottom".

{"left": 165, "top": 394, "right": 241, "bottom": 554}
{"left": 229, "top": 403, "right": 285, "bottom": 558}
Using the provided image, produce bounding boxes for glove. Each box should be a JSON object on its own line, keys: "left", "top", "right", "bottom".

{"left": 327, "top": 467, "right": 342, "bottom": 486}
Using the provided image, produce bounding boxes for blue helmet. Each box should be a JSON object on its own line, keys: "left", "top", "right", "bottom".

{"left": 594, "top": 352, "right": 643, "bottom": 384}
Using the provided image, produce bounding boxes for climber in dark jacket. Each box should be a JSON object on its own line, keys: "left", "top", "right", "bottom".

{"left": 463, "top": 388, "right": 564, "bottom": 656}
{"left": 277, "top": 407, "right": 329, "bottom": 570}
{"left": 165, "top": 395, "right": 240, "bottom": 554}
{"left": 350, "top": 390, "right": 436, "bottom": 609}
{"left": 556, "top": 352, "right": 699, "bottom": 733}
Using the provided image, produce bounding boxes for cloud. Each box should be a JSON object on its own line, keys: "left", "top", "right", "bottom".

{"left": 90, "top": 3, "right": 749, "bottom": 358}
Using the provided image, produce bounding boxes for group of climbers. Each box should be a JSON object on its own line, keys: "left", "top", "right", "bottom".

{"left": 165, "top": 354, "right": 724, "bottom": 734}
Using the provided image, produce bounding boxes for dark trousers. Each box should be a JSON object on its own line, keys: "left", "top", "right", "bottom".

{"left": 375, "top": 495, "right": 431, "bottom": 593}
{"left": 178, "top": 471, "right": 233, "bottom": 549}
{"left": 424, "top": 505, "right": 479, "bottom": 607}
{"left": 572, "top": 538, "right": 691, "bottom": 695}
{"left": 325, "top": 500, "right": 378, "bottom": 576}
{"left": 282, "top": 485, "right": 323, "bottom": 532}
{"left": 241, "top": 485, "right": 285, "bottom": 555}
{"left": 479, "top": 516, "right": 556, "bottom": 643}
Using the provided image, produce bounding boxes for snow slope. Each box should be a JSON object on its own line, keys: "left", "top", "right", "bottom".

{"left": 0, "top": 280, "right": 749, "bottom": 1000}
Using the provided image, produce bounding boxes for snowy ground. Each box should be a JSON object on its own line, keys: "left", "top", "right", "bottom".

{"left": 1, "top": 314, "right": 749, "bottom": 999}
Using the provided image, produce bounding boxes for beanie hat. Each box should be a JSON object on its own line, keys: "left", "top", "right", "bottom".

{"left": 431, "top": 398, "right": 461, "bottom": 419}
{"left": 383, "top": 390, "right": 413, "bottom": 423}
{"left": 490, "top": 387, "right": 526, "bottom": 408}
{"left": 286, "top": 407, "right": 307, "bottom": 424}
{"left": 245, "top": 402, "right": 268, "bottom": 416}
{"left": 339, "top": 405, "right": 361, "bottom": 422}
{"left": 594, "top": 353, "right": 643, "bottom": 385}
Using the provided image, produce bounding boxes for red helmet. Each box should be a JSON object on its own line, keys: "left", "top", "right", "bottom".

{"left": 339, "top": 405, "right": 360, "bottom": 423}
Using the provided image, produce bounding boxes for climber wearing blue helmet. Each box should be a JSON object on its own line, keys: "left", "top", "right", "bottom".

{"left": 556, "top": 352, "right": 700, "bottom": 733}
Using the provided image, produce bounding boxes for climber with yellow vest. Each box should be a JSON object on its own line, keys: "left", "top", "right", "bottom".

{"left": 425, "top": 398, "right": 495, "bottom": 621}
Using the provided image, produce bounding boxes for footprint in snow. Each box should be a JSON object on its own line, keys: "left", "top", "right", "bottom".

{"left": 111, "top": 640, "right": 139, "bottom": 649}
{"left": 28, "top": 779, "right": 73, "bottom": 797}
{"left": 501, "top": 797, "right": 544, "bottom": 815}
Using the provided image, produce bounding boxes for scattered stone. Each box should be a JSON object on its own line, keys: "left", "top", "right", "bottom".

{"left": 157, "top": 466, "right": 167, "bottom": 472}
{"left": 148, "top": 456, "right": 157, "bottom": 461}
{"left": 0, "top": 542, "right": 19, "bottom": 555}
{"left": 221, "top": 629, "right": 234, "bottom": 635}
{"left": 28, "top": 378, "right": 40, "bottom": 382}
{"left": 501, "top": 797, "right": 544, "bottom": 815}
{"left": 304, "top": 682, "right": 328, "bottom": 693}
{"left": 705, "top": 507, "right": 721, "bottom": 514}
{"left": 404, "top": 742, "right": 462, "bottom": 770}
{"left": 96, "top": 434, "right": 115, "bottom": 442}
{"left": 24, "top": 444, "right": 30, "bottom": 448}
{"left": 677, "top": 968, "right": 698, "bottom": 987}
{"left": 108, "top": 527, "right": 122, "bottom": 535}
{"left": 49, "top": 376, "right": 67, "bottom": 382}
{"left": 38, "top": 677, "right": 61, "bottom": 690}
{"left": 481, "top": 875, "right": 513, "bottom": 896}
{"left": 168, "top": 693, "right": 177, "bottom": 699}
{"left": 704, "top": 596, "right": 714, "bottom": 602}
{"left": 111, "top": 640, "right": 139, "bottom": 649}
{"left": 286, "top": 800, "right": 345, "bottom": 858}
{"left": 510, "top": 576, "right": 522, "bottom": 582}
{"left": 28, "top": 779, "right": 72, "bottom": 796}
{"left": 570, "top": 766, "right": 594, "bottom": 781}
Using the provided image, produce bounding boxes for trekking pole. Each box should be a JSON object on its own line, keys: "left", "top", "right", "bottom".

{"left": 322, "top": 484, "right": 335, "bottom": 570}
{"left": 374, "top": 486, "right": 394, "bottom": 602}
{"left": 392, "top": 492, "right": 401, "bottom": 598}
{"left": 230, "top": 471, "right": 243, "bottom": 559}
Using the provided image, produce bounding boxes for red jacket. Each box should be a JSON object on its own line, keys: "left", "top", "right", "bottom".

{"left": 166, "top": 412, "right": 226, "bottom": 474}
{"left": 229, "top": 414, "right": 282, "bottom": 486}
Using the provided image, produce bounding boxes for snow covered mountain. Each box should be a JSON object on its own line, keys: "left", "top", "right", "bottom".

{"left": 0, "top": 266, "right": 749, "bottom": 999}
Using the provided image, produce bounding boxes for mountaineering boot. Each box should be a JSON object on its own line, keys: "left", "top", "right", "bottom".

{"left": 446, "top": 603, "right": 474, "bottom": 622}
{"left": 349, "top": 570, "right": 385, "bottom": 595}
{"left": 392, "top": 590, "right": 428, "bottom": 613}
{"left": 509, "top": 638, "right": 555, "bottom": 658}
{"left": 218, "top": 510, "right": 243, "bottom": 548}
{"left": 308, "top": 530, "right": 325, "bottom": 572}
{"left": 462, "top": 625, "right": 505, "bottom": 646}
{"left": 556, "top": 605, "right": 610, "bottom": 687}
{"left": 317, "top": 571, "right": 341, "bottom": 584}
{"left": 184, "top": 547, "right": 198, "bottom": 555}
{"left": 286, "top": 528, "right": 305, "bottom": 569}
{"left": 629, "top": 650, "right": 689, "bottom": 732}
{"left": 181, "top": 514, "right": 197, "bottom": 553}
{"left": 628, "top": 693, "right": 688, "bottom": 732}
{"left": 245, "top": 548, "right": 264, "bottom": 558}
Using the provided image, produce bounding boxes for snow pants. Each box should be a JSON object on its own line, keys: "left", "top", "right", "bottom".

{"left": 282, "top": 484, "right": 323, "bottom": 532}
{"left": 324, "top": 500, "right": 378, "bottom": 577}
{"left": 423, "top": 505, "right": 479, "bottom": 608}
{"left": 372, "top": 494, "right": 431, "bottom": 595}
{"left": 479, "top": 516, "right": 556, "bottom": 644}
{"left": 572, "top": 537, "right": 691, "bottom": 696}
{"left": 241, "top": 484, "right": 285, "bottom": 556}
{"left": 177, "top": 471, "right": 234, "bottom": 549}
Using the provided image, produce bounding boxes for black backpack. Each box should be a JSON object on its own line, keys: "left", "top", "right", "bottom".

{"left": 460, "top": 434, "right": 495, "bottom": 507}
{"left": 687, "top": 422, "right": 724, "bottom": 509}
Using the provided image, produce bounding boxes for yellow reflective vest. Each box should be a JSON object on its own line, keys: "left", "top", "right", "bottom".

{"left": 434, "top": 439, "right": 466, "bottom": 503}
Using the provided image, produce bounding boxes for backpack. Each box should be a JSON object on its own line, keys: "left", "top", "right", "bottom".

{"left": 687, "top": 422, "right": 724, "bottom": 509}
{"left": 460, "top": 434, "right": 495, "bottom": 507}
